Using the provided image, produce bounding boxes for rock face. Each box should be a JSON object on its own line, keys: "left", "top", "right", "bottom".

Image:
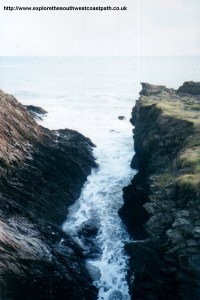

{"left": 0, "top": 90, "right": 98, "bottom": 299}
{"left": 119, "top": 82, "right": 200, "bottom": 300}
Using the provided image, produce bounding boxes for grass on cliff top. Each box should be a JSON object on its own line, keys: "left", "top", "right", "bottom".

{"left": 141, "top": 95, "right": 200, "bottom": 124}
{"left": 157, "top": 101, "right": 200, "bottom": 124}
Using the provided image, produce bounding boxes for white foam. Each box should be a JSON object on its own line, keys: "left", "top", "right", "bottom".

{"left": 62, "top": 123, "right": 135, "bottom": 299}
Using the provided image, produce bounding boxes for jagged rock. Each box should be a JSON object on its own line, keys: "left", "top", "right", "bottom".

{"left": 139, "top": 83, "right": 172, "bottom": 96}
{"left": 177, "top": 81, "right": 200, "bottom": 95}
{"left": 77, "top": 219, "right": 101, "bottom": 259}
{"left": 120, "top": 83, "right": 200, "bottom": 300}
{"left": 85, "top": 263, "right": 101, "bottom": 282}
{"left": 0, "top": 90, "right": 98, "bottom": 299}
{"left": 24, "top": 105, "right": 48, "bottom": 120}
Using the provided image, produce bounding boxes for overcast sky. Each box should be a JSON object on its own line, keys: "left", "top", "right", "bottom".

{"left": 0, "top": 0, "right": 199, "bottom": 56}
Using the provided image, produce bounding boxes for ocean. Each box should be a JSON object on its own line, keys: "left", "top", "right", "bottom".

{"left": 0, "top": 56, "right": 199, "bottom": 300}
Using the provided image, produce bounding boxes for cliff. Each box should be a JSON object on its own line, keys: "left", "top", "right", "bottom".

{"left": 0, "top": 90, "right": 98, "bottom": 299}
{"left": 119, "top": 82, "right": 200, "bottom": 300}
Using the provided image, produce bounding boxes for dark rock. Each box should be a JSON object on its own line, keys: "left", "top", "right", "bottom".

{"left": 125, "top": 240, "right": 179, "bottom": 300}
{"left": 119, "top": 172, "right": 149, "bottom": 240}
{"left": 177, "top": 81, "right": 200, "bottom": 95}
{"left": 108, "top": 290, "right": 124, "bottom": 300}
{"left": 110, "top": 130, "right": 120, "bottom": 133}
{"left": 130, "top": 155, "right": 139, "bottom": 169}
{"left": 78, "top": 219, "right": 99, "bottom": 237}
{"left": 24, "top": 105, "right": 48, "bottom": 120}
{"left": 118, "top": 116, "right": 126, "bottom": 120}
{"left": 140, "top": 83, "right": 173, "bottom": 96}
{"left": 85, "top": 263, "right": 101, "bottom": 282}
{"left": 77, "top": 219, "right": 101, "bottom": 259}
{"left": 120, "top": 83, "right": 200, "bottom": 299}
{"left": 0, "top": 90, "right": 98, "bottom": 299}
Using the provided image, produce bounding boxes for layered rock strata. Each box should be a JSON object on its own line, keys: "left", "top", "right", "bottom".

{"left": 0, "top": 90, "right": 98, "bottom": 299}
{"left": 119, "top": 82, "right": 200, "bottom": 300}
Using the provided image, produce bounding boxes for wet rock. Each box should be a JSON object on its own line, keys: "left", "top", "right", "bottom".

{"left": 24, "top": 105, "right": 48, "bottom": 120}
{"left": 118, "top": 116, "right": 126, "bottom": 120}
{"left": 0, "top": 90, "right": 98, "bottom": 299}
{"left": 86, "top": 263, "right": 101, "bottom": 282}
{"left": 130, "top": 155, "right": 139, "bottom": 169}
{"left": 110, "top": 130, "right": 120, "bottom": 133}
{"left": 119, "top": 172, "right": 149, "bottom": 240}
{"left": 77, "top": 219, "right": 101, "bottom": 259}
{"left": 78, "top": 219, "right": 99, "bottom": 237}
{"left": 108, "top": 290, "right": 124, "bottom": 300}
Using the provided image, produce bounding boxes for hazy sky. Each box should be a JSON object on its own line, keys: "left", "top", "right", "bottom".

{"left": 0, "top": 0, "right": 199, "bottom": 56}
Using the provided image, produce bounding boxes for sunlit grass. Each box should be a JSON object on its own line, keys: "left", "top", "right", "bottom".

{"left": 141, "top": 94, "right": 200, "bottom": 124}
{"left": 140, "top": 92, "right": 200, "bottom": 191}
{"left": 178, "top": 147, "right": 200, "bottom": 190}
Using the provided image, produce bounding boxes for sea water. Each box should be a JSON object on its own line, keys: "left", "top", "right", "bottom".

{"left": 0, "top": 56, "right": 199, "bottom": 299}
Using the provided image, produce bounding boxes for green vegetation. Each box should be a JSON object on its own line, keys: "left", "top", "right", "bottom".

{"left": 188, "top": 103, "right": 200, "bottom": 111}
{"left": 178, "top": 147, "right": 200, "bottom": 190}
{"left": 158, "top": 173, "right": 172, "bottom": 188}
{"left": 177, "top": 174, "right": 200, "bottom": 190}
{"left": 180, "top": 148, "right": 200, "bottom": 168}
{"left": 141, "top": 94, "right": 200, "bottom": 124}
{"left": 157, "top": 100, "right": 200, "bottom": 123}
{"left": 141, "top": 91, "right": 200, "bottom": 191}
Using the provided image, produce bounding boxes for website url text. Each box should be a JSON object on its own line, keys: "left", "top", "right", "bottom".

{"left": 4, "top": 6, "right": 128, "bottom": 12}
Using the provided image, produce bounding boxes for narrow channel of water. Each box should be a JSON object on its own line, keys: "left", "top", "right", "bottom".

{"left": 63, "top": 127, "right": 134, "bottom": 300}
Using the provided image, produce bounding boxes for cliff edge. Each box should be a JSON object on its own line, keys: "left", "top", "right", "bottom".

{"left": 0, "top": 90, "right": 98, "bottom": 299}
{"left": 119, "top": 82, "right": 200, "bottom": 300}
